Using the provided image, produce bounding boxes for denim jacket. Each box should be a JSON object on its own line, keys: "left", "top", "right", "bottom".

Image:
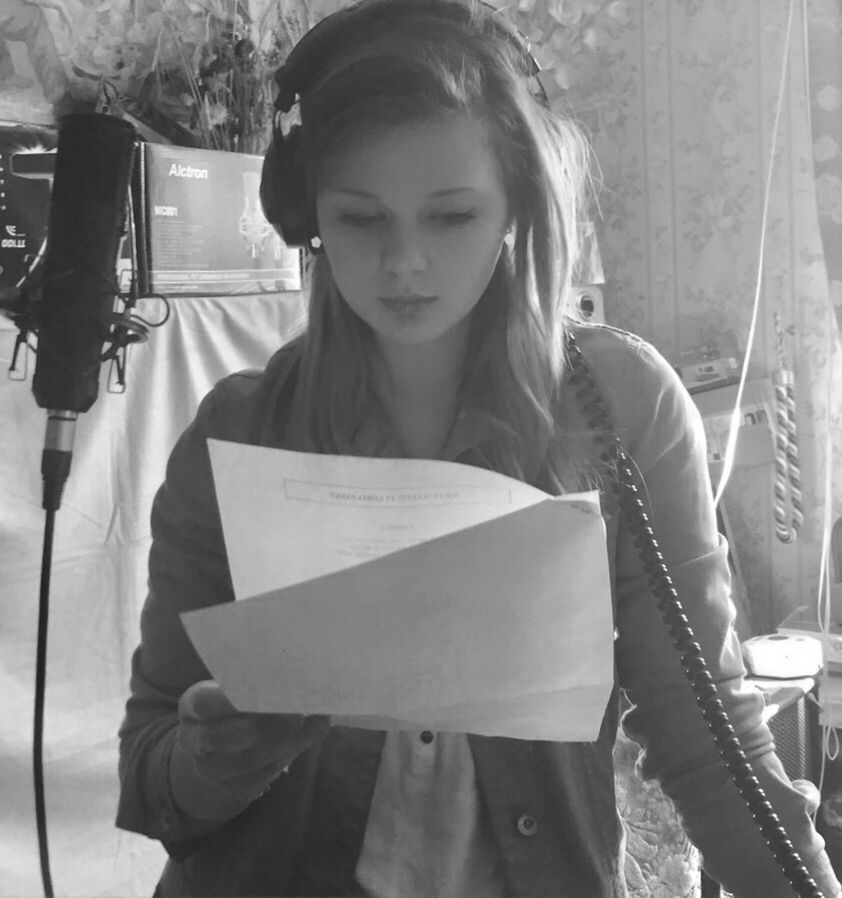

{"left": 116, "top": 323, "right": 841, "bottom": 898}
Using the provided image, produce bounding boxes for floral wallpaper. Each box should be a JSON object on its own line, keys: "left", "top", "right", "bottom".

{"left": 506, "top": 0, "right": 842, "bottom": 634}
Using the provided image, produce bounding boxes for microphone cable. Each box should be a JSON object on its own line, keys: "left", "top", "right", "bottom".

{"left": 34, "top": 504, "right": 58, "bottom": 898}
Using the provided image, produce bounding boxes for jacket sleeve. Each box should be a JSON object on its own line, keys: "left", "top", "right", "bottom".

{"left": 601, "top": 332, "right": 841, "bottom": 898}
{"left": 115, "top": 370, "right": 263, "bottom": 855}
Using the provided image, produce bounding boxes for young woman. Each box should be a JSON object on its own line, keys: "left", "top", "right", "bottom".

{"left": 116, "top": 1, "right": 842, "bottom": 895}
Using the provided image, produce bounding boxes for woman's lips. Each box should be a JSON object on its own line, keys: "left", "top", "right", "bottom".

{"left": 379, "top": 295, "right": 439, "bottom": 315}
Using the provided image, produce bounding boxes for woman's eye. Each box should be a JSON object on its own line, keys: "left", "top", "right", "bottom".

{"left": 429, "top": 210, "right": 477, "bottom": 226}
{"left": 334, "top": 209, "right": 477, "bottom": 228}
{"left": 337, "top": 210, "right": 384, "bottom": 227}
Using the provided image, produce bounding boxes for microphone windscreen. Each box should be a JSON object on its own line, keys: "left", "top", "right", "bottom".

{"left": 32, "top": 113, "right": 136, "bottom": 413}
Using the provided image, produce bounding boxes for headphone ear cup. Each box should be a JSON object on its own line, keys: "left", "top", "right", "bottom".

{"left": 260, "top": 124, "right": 312, "bottom": 247}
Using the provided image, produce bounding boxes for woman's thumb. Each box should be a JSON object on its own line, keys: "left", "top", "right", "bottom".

{"left": 180, "top": 679, "right": 238, "bottom": 721}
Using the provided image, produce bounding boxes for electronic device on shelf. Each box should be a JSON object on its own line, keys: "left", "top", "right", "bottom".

{"left": 674, "top": 337, "right": 742, "bottom": 395}
{"left": 679, "top": 356, "right": 741, "bottom": 393}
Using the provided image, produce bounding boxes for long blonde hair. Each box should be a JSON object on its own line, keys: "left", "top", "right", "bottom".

{"left": 284, "top": 0, "right": 596, "bottom": 491}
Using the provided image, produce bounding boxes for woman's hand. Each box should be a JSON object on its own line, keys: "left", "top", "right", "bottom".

{"left": 170, "top": 679, "right": 330, "bottom": 822}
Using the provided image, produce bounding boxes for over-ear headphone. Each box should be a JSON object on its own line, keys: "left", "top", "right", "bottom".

{"left": 259, "top": 0, "right": 546, "bottom": 250}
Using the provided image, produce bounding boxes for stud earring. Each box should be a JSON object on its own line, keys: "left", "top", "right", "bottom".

{"left": 503, "top": 229, "right": 515, "bottom": 249}
{"left": 308, "top": 235, "right": 323, "bottom": 253}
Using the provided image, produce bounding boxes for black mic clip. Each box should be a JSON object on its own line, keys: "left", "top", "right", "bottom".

{"left": 1, "top": 257, "right": 45, "bottom": 382}
{"left": 2, "top": 251, "right": 170, "bottom": 393}
{"left": 100, "top": 273, "right": 170, "bottom": 394}
{"left": 6, "top": 298, "right": 36, "bottom": 383}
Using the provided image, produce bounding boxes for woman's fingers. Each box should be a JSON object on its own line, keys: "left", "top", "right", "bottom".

{"left": 178, "top": 686, "right": 332, "bottom": 786}
{"left": 257, "top": 713, "right": 331, "bottom": 745}
{"left": 211, "top": 757, "right": 289, "bottom": 802}
{"left": 191, "top": 714, "right": 328, "bottom": 779}
{"left": 182, "top": 715, "right": 258, "bottom": 755}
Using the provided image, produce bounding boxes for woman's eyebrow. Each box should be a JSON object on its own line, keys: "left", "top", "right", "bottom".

{"left": 429, "top": 187, "right": 482, "bottom": 197}
{"left": 322, "top": 188, "right": 379, "bottom": 198}
{"left": 322, "top": 186, "right": 483, "bottom": 201}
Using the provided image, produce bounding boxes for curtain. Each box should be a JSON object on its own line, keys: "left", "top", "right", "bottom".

{"left": 0, "top": 293, "right": 305, "bottom": 897}
{"left": 808, "top": 0, "right": 842, "bottom": 332}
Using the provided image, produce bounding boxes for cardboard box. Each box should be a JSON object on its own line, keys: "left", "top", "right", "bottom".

{"left": 135, "top": 144, "right": 302, "bottom": 297}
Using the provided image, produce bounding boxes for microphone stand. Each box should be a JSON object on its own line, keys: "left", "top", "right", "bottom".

{"left": 3, "top": 201, "right": 168, "bottom": 898}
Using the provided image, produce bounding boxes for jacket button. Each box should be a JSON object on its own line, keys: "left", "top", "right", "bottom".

{"left": 516, "top": 813, "right": 538, "bottom": 836}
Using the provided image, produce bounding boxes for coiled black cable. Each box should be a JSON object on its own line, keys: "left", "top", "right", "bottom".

{"left": 564, "top": 331, "right": 823, "bottom": 898}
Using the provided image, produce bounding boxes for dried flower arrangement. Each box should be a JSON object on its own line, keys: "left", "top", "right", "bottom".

{"left": 71, "top": 0, "right": 618, "bottom": 152}
{"left": 87, "top": 0, "right": 323, "bottom": 153}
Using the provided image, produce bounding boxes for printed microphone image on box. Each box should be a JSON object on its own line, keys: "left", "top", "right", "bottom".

{"left": 139, "top": 144, "right": 302, "bottom": 296}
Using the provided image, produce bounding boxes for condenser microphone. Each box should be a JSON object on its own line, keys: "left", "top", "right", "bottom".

{"left": 31, "top": 113, "right": 137, "bottom": 510}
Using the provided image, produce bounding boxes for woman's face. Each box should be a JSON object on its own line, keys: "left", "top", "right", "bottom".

{"left": 315, "top": 114, "right": 510, "bottom": 353}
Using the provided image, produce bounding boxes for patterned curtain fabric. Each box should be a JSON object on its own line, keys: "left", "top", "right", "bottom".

{"left": 809, "top": 0, "right": 842, "bottom": 331}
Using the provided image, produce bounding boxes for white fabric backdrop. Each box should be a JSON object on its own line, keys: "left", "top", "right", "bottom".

{"left": 0, "top": 291, "right": 305, "bottom": 897}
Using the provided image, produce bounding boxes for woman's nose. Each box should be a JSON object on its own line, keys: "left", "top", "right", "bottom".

{"left": 380, "top": 223, "right": 429, "bottom": 275}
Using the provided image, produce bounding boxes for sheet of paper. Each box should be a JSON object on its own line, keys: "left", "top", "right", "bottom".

{"left": 206, "top": 438, "right": 587, "bottom": 599}
{"left": 183, "top": 447, "right": 615, "bottom": 742}
{"left": 329, "top": 685, "right": 611, "bottom": 742}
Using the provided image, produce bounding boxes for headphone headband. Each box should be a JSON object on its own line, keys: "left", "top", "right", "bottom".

{"left": 261, "top": 0, "right": 545, "bottom": 249}
{"left": 273, "top": 0, "right": 543, "bottom": 114}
